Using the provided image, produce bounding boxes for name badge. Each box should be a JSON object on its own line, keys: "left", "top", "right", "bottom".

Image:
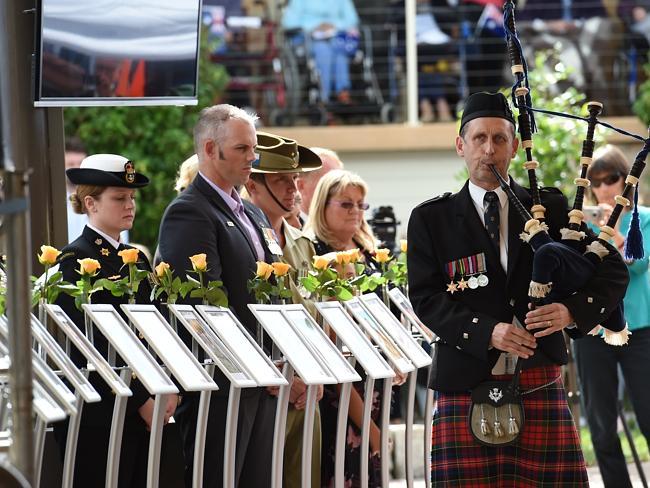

{"left": 262, "top": 227, "right": 283, "bottom": 256}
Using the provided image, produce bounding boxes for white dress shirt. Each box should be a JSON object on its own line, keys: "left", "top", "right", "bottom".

{"left": 468, "top": 180, "right": 509, "bottom": 273}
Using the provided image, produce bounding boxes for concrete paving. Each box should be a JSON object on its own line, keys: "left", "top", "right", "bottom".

{"left": 389, "top": 461, "right": 650, "bottom": 487}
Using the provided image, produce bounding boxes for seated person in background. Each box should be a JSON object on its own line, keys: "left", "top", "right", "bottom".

{"left": 282, "top": 0, "right": 360, "bottom": 104}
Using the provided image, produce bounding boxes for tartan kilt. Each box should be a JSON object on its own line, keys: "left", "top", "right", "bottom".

{"left": 431, "top": 365, "right": 588, "bottom": 487}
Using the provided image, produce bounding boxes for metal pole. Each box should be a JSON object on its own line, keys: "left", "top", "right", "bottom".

{"left": 360, "top": 377, "right": 375, "bottom": 488}
{"left": 300, "top": 385, "right": 318, "bottom": 488}
{"left": 380, "top": 378, "right": 392, "bottom": 488}
{"left": 271, "top": 362, "right": 293, "bottom": 488}
{"left": 404, "top": 0, "right": 419, "bottom": 126}
{"left": 223, "top": 383, "right": 241, "bottom": 488}
{"left": 33, "top": 418, "right": 47, "bottom": 488}
{"left": 334, "top": 382, "right": 353, "bottom": 488}
{"left": 105, "top": 368, "right": 132, "bottom": 488}
{"left": 146, "top": 393, "right": 168, "bottom": 488}
{"left": 2, "top": 170, "right": 34, "bottom": 485}
{"left": 193, "top": 363, "right": 215, "bottom": 488}
{"left": 405, "top": 371, "right": 417, "bottom": 488}
{"left": 62, "top": 393, "right": 85, "bottom": 488}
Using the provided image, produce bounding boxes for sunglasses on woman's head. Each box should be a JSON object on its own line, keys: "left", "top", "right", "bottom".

{"left": 590, "top": 173, "right": 622, "bottom": 188}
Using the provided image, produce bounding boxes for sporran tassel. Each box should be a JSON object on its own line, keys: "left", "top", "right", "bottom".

{"left": 493, "top": 407, "right": 504, "bottom": 438}
{"left": 480, "top": 404, "right": 491, "bottom": 436}
{"left": 508, "top": 404, "right": 520, "bottom": 435}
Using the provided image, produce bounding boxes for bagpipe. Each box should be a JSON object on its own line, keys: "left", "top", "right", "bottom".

{"left": 490, "top": 0, "right": 650, "bottom": 345}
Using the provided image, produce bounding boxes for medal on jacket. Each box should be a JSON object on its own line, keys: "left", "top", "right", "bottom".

{"left": 472, "top": 253, "right": 490, "bottom": 286}
{"left": 445, "top": 261, "right": 458, "bottom": 294}
{"left": 261, "top": 227, "right": 283, "bottom": 256}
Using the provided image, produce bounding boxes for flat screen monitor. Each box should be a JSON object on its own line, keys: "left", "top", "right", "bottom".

{"left": 35, "top": 0, "right": 201, "bottom": 107}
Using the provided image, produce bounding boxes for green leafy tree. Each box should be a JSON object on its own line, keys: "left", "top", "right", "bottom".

{"left": 64, "top": 30, "right": 229, "bottom": 251}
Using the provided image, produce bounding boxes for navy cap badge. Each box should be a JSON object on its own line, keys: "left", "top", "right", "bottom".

{"left": 124, "top": 161, "right": 135, "bottom": 184}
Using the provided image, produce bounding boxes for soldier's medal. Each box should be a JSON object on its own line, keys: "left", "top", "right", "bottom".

{"left": 456, "top": 257, "right": 469, "bottom": 291}
{"left": 100, "top": 248, "right": 110, "bottom": 257}
{"left": 476, "top": 253, "right": 489, "bottom": 287}
{"left": 262, "top": 227, "right": 283, "bottom": 256}
{"left": 445, "top": 260, "right": 458, "bottom": 294}
{"left": 467, "top": 276, "right": 479, "bottom": 289}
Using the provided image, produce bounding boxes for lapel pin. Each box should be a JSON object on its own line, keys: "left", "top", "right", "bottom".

{"left": 100, "top": 248, "right": 110, "bottom": 257}
{"left": 226, "top": 221, "right": 235, "bottom": 227}
{"left": 95, "top": 238, "right": 103, "bottom": 245}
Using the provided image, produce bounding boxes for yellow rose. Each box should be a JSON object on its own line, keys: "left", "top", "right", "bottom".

{"left": 346, "top": 248, "right": 361, "bottom": 263}
{"left": 313, "top": 255, "right": 332, "bottom": 271}
{"left": 77, "top": 258, "right": 101, "bottom": 276}
{"left": 256, "top": 261, "right": 273, "bottom": 280}
{"left": 271, "top": 262, "right": 291, "bottom": 277}
{"left": 38, "top": 245, "right": 61, "bottom": 265}
{"left": 155, "top": 261, "right": 170, "bottom": 278}
{"left": 335, "top": 251, "right": 351, "bottom": 265}
{"left": 374, "top": 248, "right": 392, "bottom": 263}
{"left": 117, "top": 248, "right": 139, "bottom": 265}
{"left": 189, "top": 253, "right": 207, "bottom": 272}
{"left": 400, "top": 240, "right": 408, "bottom": 253}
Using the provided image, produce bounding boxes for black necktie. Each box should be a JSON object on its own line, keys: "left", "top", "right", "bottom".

{"left": 484, "top": 191, "right": 500, "bottom": 253}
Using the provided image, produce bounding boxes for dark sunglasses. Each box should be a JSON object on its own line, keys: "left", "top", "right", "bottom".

{"left": 591, "top": 173, "right": 622, "bottom": 188}
{"left": 328, "top": 200, "right": 370, "bottom": 211}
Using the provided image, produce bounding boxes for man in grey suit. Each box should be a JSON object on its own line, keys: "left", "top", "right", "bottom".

{"left": 158, "top": 105, "right": 283, "bottom": 487}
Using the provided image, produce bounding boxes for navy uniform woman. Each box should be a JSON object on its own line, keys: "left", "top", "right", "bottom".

{"left": 53, "top": 154, "right": 180, "bottom": 487}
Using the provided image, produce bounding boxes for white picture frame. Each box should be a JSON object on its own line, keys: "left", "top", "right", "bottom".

{"left": 344, "top": 298, "right": 415, "bottom": 375}
{"left": 281, "top": 305, "right": 361, "bottom": 384}
{"left": 169, "top": 305, "right": 257, "bottom": 388}
{"left": 248, "top": 304, "right": 338, "bottom": 385}
{"left": 359, "top": 295, "right": 432, "bottom": 368}
{"left": 83, "top": 305, "right": 178, "bottom": 395}
{"left": 121, "top": 305, "right": 219, "bottom": 393}
{"left": 196, "top": 306, "right": 288, "bottom": 387}
{"left": 28, "top": 314, "right": 101, "bottom": 403}
{"left": 387, "top": 288, "right": 437, "bottom": 343}
{"left": 44, "top": 304, "right": 132, "bottom": 397}
{"left": 315, "top": 302, "right": 395, "bottom": 380}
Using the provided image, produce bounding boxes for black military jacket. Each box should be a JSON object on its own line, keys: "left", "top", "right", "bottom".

{"left": 407, "top": 180, "right": 629, "bottom": 392}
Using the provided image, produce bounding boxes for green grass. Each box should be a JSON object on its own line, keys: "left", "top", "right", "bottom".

{"left": 580, "top": 426, "right": 649, "bottom": 466}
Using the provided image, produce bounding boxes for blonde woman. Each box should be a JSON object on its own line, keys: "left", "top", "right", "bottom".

{"left": 304, "top": 169, "right": 383, "bottom": 487}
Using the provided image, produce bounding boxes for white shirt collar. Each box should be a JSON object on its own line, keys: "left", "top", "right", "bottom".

{"left": 468, "top": 178, "right": 509, "bottom": 210}
{"left": 87, "top": 224, "right": 121, "bottom": 249}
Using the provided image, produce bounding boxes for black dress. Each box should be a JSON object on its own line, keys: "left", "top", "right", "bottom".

{"left": 53, "top": 225, "right": 183, "bottom": 488}
{"left": 312, "top": 238, "right": 383, "bottom": 488}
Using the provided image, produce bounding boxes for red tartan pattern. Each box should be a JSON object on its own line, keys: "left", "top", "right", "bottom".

{"left": 431, "top": 366, "right": 588, "bottom": 487}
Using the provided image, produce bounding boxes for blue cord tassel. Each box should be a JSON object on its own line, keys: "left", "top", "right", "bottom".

{"left": 624, "top": 186, "right": 644, "bottom": 260}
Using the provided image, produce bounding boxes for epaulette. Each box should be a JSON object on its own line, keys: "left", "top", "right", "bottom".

{"left": 416, "top": 192, "right": 452, "bottom": 208}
